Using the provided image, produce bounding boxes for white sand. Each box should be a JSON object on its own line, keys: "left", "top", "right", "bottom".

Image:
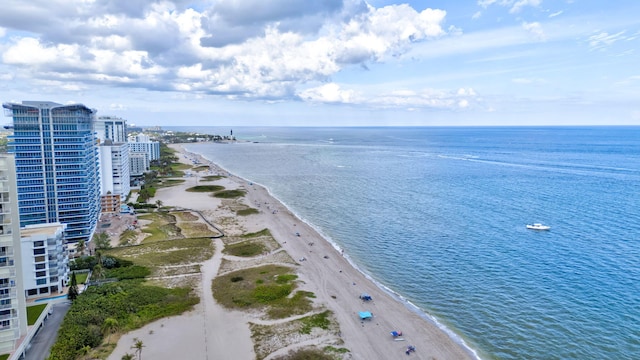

{"left": 108, "top": 144, "right": 474, "bottom": 360}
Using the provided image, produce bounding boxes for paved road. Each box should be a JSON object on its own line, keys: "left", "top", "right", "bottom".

{"left": 23, "top": 301, "right": 71, "bottom": 360}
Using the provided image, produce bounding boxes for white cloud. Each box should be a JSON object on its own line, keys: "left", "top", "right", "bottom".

{"left": 548, "top": 10, "right": 563, "bottom": 18}
{"left": 0, "top": 0, "right": 450, "bottom": 105}
{"left": 298, "top": 83, "right": 480, "bottom": 111}
{"left": 510, "top": 0, "right": 541, "bottom": 14}
{"left": 298, "top": 83, "right": 358, "bottom": 103}
{"left": 472, "top": 11, "right": 482, "bottom": 20}
{"left": 522, "top": 21, "right": 546, "bottom": 41}
{"left": 588, "top": 31, "right": 628, "bottom": 51}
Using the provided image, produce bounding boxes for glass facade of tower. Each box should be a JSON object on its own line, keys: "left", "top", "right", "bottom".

{"left": 2, "top": 101, "right": 101, "bottom": 243}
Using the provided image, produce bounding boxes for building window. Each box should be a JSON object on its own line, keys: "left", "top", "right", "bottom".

{"left": 36, "top": 279, "right": 47, "bottom": 285}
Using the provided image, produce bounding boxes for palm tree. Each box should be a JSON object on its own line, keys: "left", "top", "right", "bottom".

{"left": 102, "top": 317, "right": 119, "bottom": 344}
{"left": 76, "top": 239, "right": 86, "bottom": 257}
{"left": 121, "top": 354, "right": 135, "bottom": 360}
{"left": 92, "top": 264, "right": 105, "bottom": 280}
{"left": 93, "top": 231, "right": 111, "bottom": 249}
{"left": 131, "top": 338, "right": 145, "bottom": 360}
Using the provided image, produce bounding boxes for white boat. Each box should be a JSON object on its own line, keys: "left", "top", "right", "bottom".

{"left": 526, "top": 223, "right": 550, "bottom": 230}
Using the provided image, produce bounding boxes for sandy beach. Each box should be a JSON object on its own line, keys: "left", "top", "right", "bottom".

{"left": 108, "top": 144, "right": 474, "bottom": 360}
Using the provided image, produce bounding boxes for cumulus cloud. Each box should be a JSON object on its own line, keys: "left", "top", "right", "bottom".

{"left": 0, "top": 0, "right": 451, "bottom": 108}
{"left": 298, "top": 83, "right": 358, "bottom": 103}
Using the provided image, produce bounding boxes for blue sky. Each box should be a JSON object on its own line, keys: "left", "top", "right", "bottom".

{"left": 1, "top": 0, "right": 639, "bottom": 126}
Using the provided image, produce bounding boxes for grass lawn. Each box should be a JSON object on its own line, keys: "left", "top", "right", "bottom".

{"left": 74, "top": 272, "right": 88, "bottom": 284}
{"left": 27, "top": 303, "right": 48, "bottom": 325}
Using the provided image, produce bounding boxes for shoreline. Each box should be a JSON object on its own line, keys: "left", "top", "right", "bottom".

{"left": 110, "top": 143, "right": 477, "bottom": 360}
{"left": 181, "top": 143, "right": 479, "bottom": 360}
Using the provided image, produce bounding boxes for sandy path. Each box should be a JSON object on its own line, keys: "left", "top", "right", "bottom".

{"left": 108, "top": 144, "right": 475, "bottom": 360}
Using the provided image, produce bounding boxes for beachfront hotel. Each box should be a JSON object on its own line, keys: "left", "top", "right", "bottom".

{"left": 0, "top": 155, "right": 28, "bottom": 354}
{"left": 2, "top": 101, "right": 101, "bottom": 244}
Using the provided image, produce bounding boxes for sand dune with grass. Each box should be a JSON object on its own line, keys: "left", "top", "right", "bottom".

{"left": 107, "top": 144, "right": 474, "bottom": 360}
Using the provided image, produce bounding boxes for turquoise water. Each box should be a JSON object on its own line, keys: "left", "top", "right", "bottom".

{"left": 34, "top": 294, "right": 68, "bottom": 302}
{"left": 179, "top": 126, "right": 640, "bottom": 360}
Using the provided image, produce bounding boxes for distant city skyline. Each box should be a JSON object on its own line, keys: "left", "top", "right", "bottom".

{"left": 1, "top": 0, "right": 639, "bottom": 126}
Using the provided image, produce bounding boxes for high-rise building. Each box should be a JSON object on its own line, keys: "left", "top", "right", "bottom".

{"left": 0, "top": 155, "right": 28, "bottom": 354}
{"left": 95, "top": 116, "right": 127, "bottom": 143}
{"left": 128, "top": 133, "right": 160, "bottom": 161}
{"left": 129, "top": 152, "right": 150, "bottom": 177}
{"left": 2, "top": 101, "right": 101, "bottom": 244}
{"left": 98, "top": 141, "right": 130, "bottom": 200}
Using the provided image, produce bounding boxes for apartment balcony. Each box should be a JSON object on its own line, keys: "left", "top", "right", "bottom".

{"left": 0, "top": 303, "right": 15, "bottom": 311}
{"left": 0, "top": 289, "right": 17, "bottom": 301}
{"left": 0, "top": 311, "right": 17, "bottom": 322}
{"left": 0, "top": 249, "right": 13, "bottom": 258}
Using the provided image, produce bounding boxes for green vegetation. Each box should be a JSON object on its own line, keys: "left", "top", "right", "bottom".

{"left": 27, "top": 303, "right": 47, "bottom": 325}
{"left": 274, "top": 348, "right": 337, "bottom": 360}
{"left": 119, "top": 229, "right": 137, "bottom": 246}
{"left": 300, "top": 311, "right": 331, "bottom": 334}
{"left": 105, "top": 265, "right": 151, "bottom": 280}
{"left": 174, "top": 211, "right": 199, "bottom": 221}
{"left": 242, "top": 228, "right": 271, "bottom": 238}
{"left": 211, "top": 265, "right": 313, "bottom": 319}
{"left": 237, "top": 208, "right": 260, "bottom": 216}
{"left": 74, "top": 272, "right": 88, "bottom": 284}
{"left": 106, "top": 238, "right": 214, "bottom": 268}
{"left": 155, "top": 179, "right": 185, "bottom": 188}
{"left": 200, "top": 175, "right": 225, "bottom": 181}
{"left": 193, "top": 165, "right": 210, "bottom": 171}
{"left": 179, "top": 222, "right": 219, "bottom": 238}
{"left": 138, "top": 212, "right": 182, "bottom": 242}
{"left": 48, "top": 280, "right": 197, "bottom": 360}
{"left": 186, "top": 185, "right": 225, "bottom": 192}
{"left": 142, "top": 222, "right": 182, "bottom": 242}
{"left": 93, "top": 232, "right": 111, "bottom": 250}
{"left": 223, "top": 241, "right": 268, "bottom": 257}
{"left": 0, "top": 354, "right": 8, "bottom": 360}
{"left": 250, "top": 310, "right": 340, "bottom": 360}
{"left": 212, "top": 189, "right": 246, "bottom": 198}
{"left": 324, "top": 346, "right": 350, "bottom": 354}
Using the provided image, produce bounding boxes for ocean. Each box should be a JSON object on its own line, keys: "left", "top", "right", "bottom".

{"left": 176, "top": 126, "right": 640, "bottom": 360}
